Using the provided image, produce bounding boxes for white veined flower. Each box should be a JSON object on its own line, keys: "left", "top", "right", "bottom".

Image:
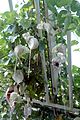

{"left": 37, "top": 22, "right": 55, "bottom": 35}
{"left": 22, "top": 32, "right": 34, "bottom": 43}
{"left": 22, "top": 32, "right": 30, "bottom": 41}
{"left": 37, "top": 22, "right": 51, "bottom": 33}
{"left": 28, "top": 37, "right": 39, "bottom": 50}
{"left": 52, "top": 43, "right": 66, "bottom": 55}
{"left": 12, "top": 70, "right": 24, "bottom": 84}
{"left": 5, "top": 86, "right": 14, "bottom": 104}
{"left": 52, "top": 56, "right": 61, "bottom": 71}
{"left": 52, "top": 54, "right": 66, "bottom": 73}
{"left": 9, "top": 92, "right": 22, "bottom": 107}
{"left": 22, "top": 33, "right": 39, "bottom": 50}
{"left": 14, "top": 44, "right": 30, "bottom": 57}
{"left": 57, "top": 53, "right": 66, "bottom": 63}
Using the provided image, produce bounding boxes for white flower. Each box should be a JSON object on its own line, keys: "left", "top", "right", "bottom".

{"left": 52, "top": 56, "right": 61, "bottom": 71}
{"left": 22, "top": 32, "right": 39, "bottom": 50}
{"left": 37, "top": 22, "right": 55, "bottom": 35}
{"left": 28, "top": 37, "right": 39, "bottom": 50}
{"left": 9, "top": 92, "right": 22, "bottom": 107}
{"left": 52, "top": 43, "right": 66, "bottom": 55}
{"left": 22, "top": 32, "right": 34, "bottom": 43}
{"left": 5, "top": 86, "right": 14, "bottom": 104}
{"left": 52, "top": 54, "right": 65, "bottom": 71}
{"left": 14, "top": 44, "right": 30, "bottom": 57}
{"left": 12, "top": 70, "right": 24, "bottom": 84}
{"left": 57, "top": 53, "right": 66, "bottom": 63}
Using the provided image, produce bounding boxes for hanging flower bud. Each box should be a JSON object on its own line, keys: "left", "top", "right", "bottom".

{"left": 5, "top": 85, "right": 14, "bottom": 104}
{"left": 12, "top": 70, "right": 24, "bottom": 84}
{"left": 14, "top": 44, "right": 30, "bottom": 57}
{"left": 5, "top": 85, "right": 20, "bottom": 109}
{"left": 9, "top": 92, "right": 22, "bottom": 106}
{"left": 22, "top": 32, "right": 39, "bottom": 50}
{"left": 37, "top": 22, "right": 56, "bottom": 35}
{"left": 22, "top": 32, "right": 31, "bottom": 42}
{"left": 28, "top": 37, "right": 39, "bottom": 50}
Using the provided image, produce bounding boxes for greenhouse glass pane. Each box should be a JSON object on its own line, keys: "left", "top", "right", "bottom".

{"left": 0, "top": 0, "right": 9, "bottom": 13}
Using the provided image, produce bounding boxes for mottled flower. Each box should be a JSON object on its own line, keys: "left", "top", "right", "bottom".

{"left": 9, "top": 92, "right": 22, "bottom": 108}
{"left": 22, "top": 32, "right": 34, "bottom": 43}
{"left": 52, "top": 54, "right": 65, "bottom": 72}
{"left": 22, "top": 32, "right": 39, "bottom": 50}
{"left": 14, "top": 44, "right": 30, "bottom": 57}
{"left": 37, "top": 22, "right": 56, "bottom": 36}
{"left": 5, "top": 86, "right": 22, "bottom": 109}
{"left": 52, "top": 43, "right": 66, "bottom": 55}
{"left": 52, "top": 56, "right": 61, "bottom": 71}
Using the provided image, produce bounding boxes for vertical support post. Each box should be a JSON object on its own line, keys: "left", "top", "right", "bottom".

{"left": 8, "top": 0, "right": 13, "bottom": 11}
{"left": 34, "top": 0, "right": 49, "bottom": 103}
{"left": 67, "top": 31, "right": 73, "bottom": 109}
{"left": 43, "top": 0, "right": 57, "bottom": 100}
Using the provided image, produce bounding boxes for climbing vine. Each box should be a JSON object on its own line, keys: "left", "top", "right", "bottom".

{"left": 0, "top": 0, "right": 80, "bottom": 119}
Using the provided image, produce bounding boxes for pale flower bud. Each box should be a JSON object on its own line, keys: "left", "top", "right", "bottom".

{"left": 14, "top": 44, "right": 30, "bottom": 57}
{"left": 12, "top": 70, "right": 24, "bottom": 84}
{"left": 28, "top": 37, "right": 39, "bottom": 50}
{"left": 9, "top": 92, "right": 22, "bottom": 107}
{"left": 22, "top": 32, "right": 30, "bottom": 42}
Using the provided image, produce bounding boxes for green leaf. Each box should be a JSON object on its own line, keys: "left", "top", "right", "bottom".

{"left": 18, "top": 18, "right": 31, "bottom": 29}
{"left": 2, "top": 11, "right": 17, "bottom": 24}
{"left": 76, "top": 25, "right": 80, "bottom": 36}
{"left": 56, "top": 0, "right": 72, "bottom": 7}
{"left": 71, "top": 0, "right": 80, "bottom": 12}
{"left": 71, "top": 40, "right": 79, "bottom": 46}
{"left": 74, "top": 48, "right": 80, "bottom": 51}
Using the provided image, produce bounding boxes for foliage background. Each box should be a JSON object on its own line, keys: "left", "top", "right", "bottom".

{"left": 0, "top": 0, "right": 80, "bottom": 119}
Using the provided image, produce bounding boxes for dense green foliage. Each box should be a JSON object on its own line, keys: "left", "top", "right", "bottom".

{"left": 0, "top": 0, "right": 80, "bottom": 119}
